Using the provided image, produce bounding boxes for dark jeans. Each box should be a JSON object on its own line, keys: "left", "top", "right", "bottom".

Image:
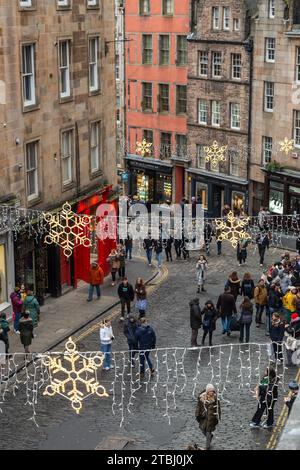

{"left": 88, "top": 284, "right": 101, "bottom": 300}
{"left": 238, "top": 250, "right": 247, "bottom": 264}
{"left": 252, "top": 400, "right": 275, "bottom": 426}
{"left": 222, "top": 316, "right": 232, "bottom": 333}
{"left": 258, "top": 246, "right": 266, "bottom": 265}
{"left": 175, "top": 245, "right": 181, "bottom": 258}
{"left": 126, "top": 246, "right": 132, "bottom": 259}
{"left": 202, "top": 330, "right": 213, "bottom": 346}
{"left": 240, "top": 323, "right": 251, "bottom": 343}
{"left": 118, "top": 266, "right": 125, "bottom": 278}
{"left": 205, "top": 241, "right": 211, "bottom": 256}
{"left": 14, "top": 312, "right": 22, "bottom": 332}
{"left": 217, "top": 241, "right": 222, "bottom": 255}
{"left": 165, "top": 248, "right": 172, "bottom": 261}
{"left": 255, "top": 305, "right": 265, "bottom": 324}
{"left": 139, "top": 351, "right": 153, "bottom": 374}
{"left": 201, "top": 429, "right": 213, "bottom": 450}
{"left": 272, "top": 342, "right": 283, "bottom": 361}
{"left": 139, "top": 310, "right": 146, "bottom": 319}
{"left": 191, "top": 329, "right": 199, "bottom": 347}
{"left": 111, "top": 271, "right": 116, "bottom": 282}
{"left": 182, "top": 248, "right": 189, "bottom": 259}
{"left": 146, "top": 249, "right": 152, "bottom": 265}
{"left": 128, "top": 341, "right": 138, "bottom": 364}
{"left": 121, "top": 299, "right": 131, "bottom": 318}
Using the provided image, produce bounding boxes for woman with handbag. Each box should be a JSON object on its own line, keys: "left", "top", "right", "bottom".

{"left": 239, "top": 296, "right": 253, "bottom": 343}
{"left": 195, "top": 384, "right": 221, "bottom": 450}
{"left": 285, "top": 312, "right": 300, "bottom": 366}
{"left": 201, "top": 301, "right": 218, "bottom": 347}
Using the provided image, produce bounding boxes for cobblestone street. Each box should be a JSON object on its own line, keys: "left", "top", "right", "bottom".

{"left": 0, "top": 242, "right": 299, "bottom": 450}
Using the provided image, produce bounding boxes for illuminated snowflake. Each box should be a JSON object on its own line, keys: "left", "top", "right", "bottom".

{"left": 136, "top": 139, "right": 153, "bottom": 157}
{"left": 279, "top": 137, "right": 295, "bottom": 155}
{"left": 216, "top": 211, "right": 251, "bottom": 248}
{"left": 43, "top": 202, "right": 91, "bottom": 258}
{"left": 204, "top": 141, "right": 227, "bottom": 169}
{"left": 43, "top": 338, "right": 108, "bottom": 414}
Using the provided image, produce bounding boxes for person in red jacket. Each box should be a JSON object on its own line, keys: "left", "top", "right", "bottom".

{"left": 87, "top": 262, "right": 104, "bottom": 302}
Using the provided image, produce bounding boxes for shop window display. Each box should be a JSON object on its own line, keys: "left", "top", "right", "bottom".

{"left": 196, "top": 182, "right": 208, "bottom": 210}
{"left": 232, "top": 192, "right": 245, "bottom": 215}
{"left": 269, "top": 187, "right": 284, "bottom": 215}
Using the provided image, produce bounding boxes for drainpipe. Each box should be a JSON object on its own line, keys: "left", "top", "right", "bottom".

{"left": 244, "top": 35, "right": 253, "bottom": 215}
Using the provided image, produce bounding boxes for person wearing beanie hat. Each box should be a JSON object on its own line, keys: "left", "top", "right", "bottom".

{"left": 195, "top": 384, "right": 221, "bottom": 450}
{"left": 284, "top": 381, "right": 299, "bottom": 416}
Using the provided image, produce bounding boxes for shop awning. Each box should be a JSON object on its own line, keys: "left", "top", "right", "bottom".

{"left": 187, "top": 167, "right": 248, "bottom": 186}
{"left": 125, "top": 154, "right": 173, "bottom": 169}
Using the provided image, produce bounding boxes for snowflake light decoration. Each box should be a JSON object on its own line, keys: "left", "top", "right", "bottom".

{"left": 204, "top": 141, "right": 228, "bottom": 169}
{"left": 215, "top": 211, "right": 251, "bottom": 248}
{"left": 136, "top": 139, "right": 153, "bottom": 157}
{"left": 43, "top": 338, "right": 108, "bottom": 414}
{"left": 43, "top": 202, "right": 91, "bottom": 258}
{"left": 279, "top": 138, "right": 295, "bottom": 155}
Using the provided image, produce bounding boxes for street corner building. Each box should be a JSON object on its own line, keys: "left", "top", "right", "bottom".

{"left": 0, "top": 0, "right": 118, "bottom": 315}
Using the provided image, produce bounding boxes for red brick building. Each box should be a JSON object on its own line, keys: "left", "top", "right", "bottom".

{"left": 124, "top": 0, "right": 189, "bottom": 203}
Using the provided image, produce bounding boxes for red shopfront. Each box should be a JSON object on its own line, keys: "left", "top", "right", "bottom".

{"left": 59, "top": 187, "right": 118, "bottom": 290}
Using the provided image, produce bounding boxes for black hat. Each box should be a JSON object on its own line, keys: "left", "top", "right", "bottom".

{"left": 288, "top": 380, "right": 299, "bottom": 391}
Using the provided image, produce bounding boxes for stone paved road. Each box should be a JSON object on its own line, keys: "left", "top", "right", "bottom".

{"left": 0, "top": 242, "right": 299, "bottom": 450}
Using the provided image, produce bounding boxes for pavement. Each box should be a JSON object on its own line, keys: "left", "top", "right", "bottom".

{"left": 0, "top": 241, "right": 299, "bottom": 450}
{"left": 7, "top": 254, "right": 156, "bottom": 354}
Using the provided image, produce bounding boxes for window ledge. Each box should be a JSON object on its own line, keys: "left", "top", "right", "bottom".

{"left": 89, "top": 89, "right": 101, "bottom": 97}
{"left": 59, "top": 96, "right": 74, "bottom": 104}
{"left": 22, "top": 103, "right": 40, "bottom": 114}
{"left": 62, "top": 182, "right": 76, "bottom": 192}
{"left": 142, "top": 109, "right": 153, "bottom": 114}
{"left": 90, "top": 170, "right": 103, "bottom": 180}
{"left": 27, "top": 196, "right": 42, "bottom": 208}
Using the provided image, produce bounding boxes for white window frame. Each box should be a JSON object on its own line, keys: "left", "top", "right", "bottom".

{"left": 90, "top": 121, "right": 101, "bottom": 173}
{"left": 57, "top": 0, "right": 69, "bottom": 6}
{"left": 230, "top": 103, "right": 241, "bottom": 130}
{"left": 198, "top": 99, "right": 207, "bottom": 125}
{"left": 163, "top": 0, "right": 173, "bottom": 15}
{"left": 26, "top": 140, "right": 39, "bottom": 201}
{"left": 229, "top": 151, "right": 239, "bottom": 177}
{"left": 211, "top": 100, "right": 221, "bottom": 127}
{"left": 87, "top": 0, "right": 98, "bottom": 6}
{"left": 59, "top": 40, "right": 71, "bottom": 99}
{"left": 89, "top": 37, "right": 100, "bottom": 92}
{"left": 223, "top": 7, "right": 230, "bottom": 30}
{"left": 21, "top": 43, "right": 36, "bottom": 107}
{"left": 294, "top": 110, "right": 300, "bottom": 148}
{"left": 198, "top": 51, "right": 208, "bottom": 77}
{"left": 212, "top": 7, "right": 220, "bottom": 30}
{"left": 269, "top": 0, "right": 275, "bottom": 18}
{"left": 262, "top": 136, "right": 273, "bottom": 164}
{"left": 233, "top": 18, "right": 240, "bottom": 31}
{"left": 196, "top": 145, "right": 206, "bottom": 169}
{"left": 212, "top": 52, "right": 222, "bottom": 78}
{"left": 264, "top": 81, "right": 274, "bottom": 112}
{"left": 140, "top": 0, "right": 150, "bottom": 15}
{"left": 231, "top": 53, "right": 242, "bottom": 79}
{"left": 61, "top": 129, "right": 74, "bottom": 185}
{"left": 20, "top": 0, "right": 32, "bottom": 6}
{"left": 296, "top": 47, "right": 300, "bottom": 83}
{"left": 266, "top": 38, "right": 275, "bottom": 63}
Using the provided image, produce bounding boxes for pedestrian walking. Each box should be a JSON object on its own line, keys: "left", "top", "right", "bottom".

{"left": 239, "top": 296, "right": 253, "bottom": 343}
{"left": 117, "top": 243, "right": 126, "bottom": 279}
{"left": 269, "top": 313, "right": 286, "bottom": 363}
{"left": 225, "top": 271, "right": 241, "bottom": 301}
{"left": 201, "top": 301, "right": 218, "bottom": 347}
{"left": 0, "top": 313, "right": 10, "bottom": 355}
{"left": 215, "top": 229, "right": 222, "bottom": 256}
{"left": 241, "top": 273, "right": 255, "bottom": 299}
{"left": 267, "top": 283, "right": 283, "bottom": 335}
{"left": 135, "top": 277, "right": 148, "bottom": 319}
{"left": 174, "top": 238, "right": 182, "bottom": 259}
{"left": 237, "top": 238, "right": 248, "bottom": 266}
{"left": 163, "top": 237, "right": 173, "bottom": 262}
{"left": 196, "top": 255, "right": 207, "bottom": 293}
{"left": 250, "top": 366, "right": 278, "bottom": 429}
{"left": 100, "top": 320, "right": 114, "bottom": 371}
{"left": 135, "top": 317, "right": 156, "bottom": 379}
{"left": 125, "top": 235, "right": 133, "bottom": 260}
{"left": 107, "top": 248, "right": 120, "bottom": 286}
{"left": 182, "top": 237, "right": 190, "bottom": 260}
{"left": 285, "top": 313, "right": 300, "bottom": 366}
{"left": 87, "top": 262, "right": 104, "bottom": 302}
{"left": 284, "top": 381, "right": 299, "bottom": 416}
{"left": 143, "top": 236, "right": 154, "bottom": 266}
{"left": 123, "top": 314, "right": 139, "bottom": 367}
{"left": 189, "top": 298, "right": 202, "bottom": 347}
{"left": 217, "top": 287, "right": 237, "bottom": 336}
{"left": 256, "top": 232, "right": 270, "bottom": 267}
{"left": 118, "top": 277, "right": 134, "bottom": 321}
{"left": 10, "top": 287, "right": 23, "bottom": 334}
{"left": 195, "top": 384, "right": 221, "bottom": 450}
{"left": 254, "top": 279, "right": 268, "bottom": 327}
{"left": 204, "top": 221, "right": 212, "bottom": 256}
{"left": 258, "top": 206, "right": 270, "bottom": 231}
{"left": 19, "top": 312, "right": 34, "bottom": 355}
{"left": 154, "top": 239, "right": 163, "bottom": 268}
{"left": 23, "top": 290, "right": 40, "bottom": 335}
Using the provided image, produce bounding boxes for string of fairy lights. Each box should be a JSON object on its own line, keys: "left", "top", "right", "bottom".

{"left": 0, "top": 339, "right": 292, "bottom": 427}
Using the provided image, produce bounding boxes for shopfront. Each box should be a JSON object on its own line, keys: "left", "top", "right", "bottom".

{"left": 0, "top": 232, "right": 14, "bottom": 316}
{"left": 126, "top": 155, "right": 173, "bottom": 204}
{"left": 188, "top": 168, "right": 248, "bottom": 218}
{"left": 265, "top": 169, "right": 300, "bottom": 215}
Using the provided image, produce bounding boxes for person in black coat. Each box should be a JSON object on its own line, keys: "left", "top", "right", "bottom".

{"left": 256, "top": 232, "right": 270, "bottom": 267}
{"left": 118, "top": 278, "right": 135, "bottom": 321}
{"left": 125, "top": 235, "right": 133, "bottom": 260}
{"left": 217, "top": 287, "right": 237, "bottom": 336}
{"left": 250, "top": 367, "right": 279, "bottom": 429}
{"left": 241, "top": 273, "right": 255, "bottom": 300}
{"left": 189, "top": 298, "right": 202, "bottom": 347}
{"left": 269, "top": 313, "right": 286, "bottom": 362}
{"left": 163, "top": 237, "right": 173, "bottom": 262}
{"left": 174, "top": 238, "right": 182, "bottom": 259}
{"left": 143, "top": 237, "right": 154, "bottom": 266}
{"left": 201, "top": 301, "right": 218, "bottom": 346}
{"left": 123, "top": 315, "right": 139, "bottom": 366}
{"left": 204, "top": 222, "right": 213, "bottom": 256}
